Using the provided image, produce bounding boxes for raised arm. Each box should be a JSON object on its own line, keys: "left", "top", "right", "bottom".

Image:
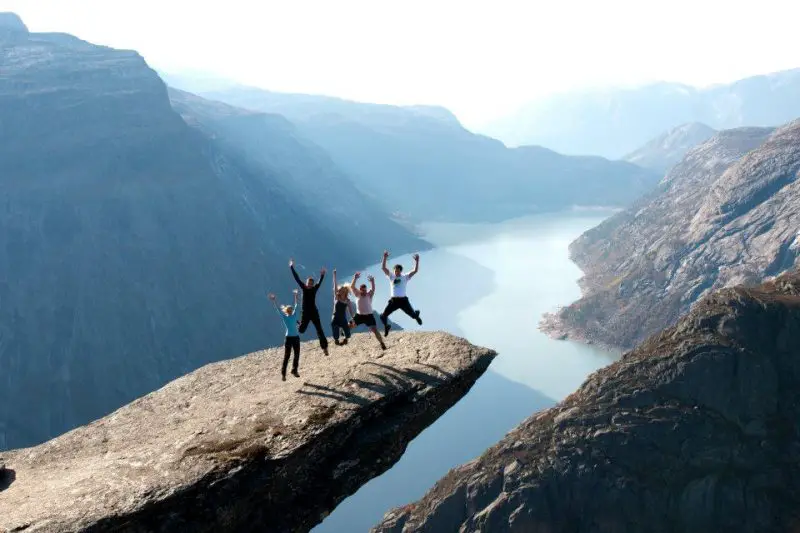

{"left": 407, "top": 253, "right": 420, "bottom": 279}
{"left": 316, "top": 267, "right": 326, "bottom": 288}
{"left": 268, "top": 293, "right": 281, "bottom": 315}
{"left": 350, "top": 272, "right": 361, "bottom": 296}
{"left": 289, "top": 258, "right": 303, "bottom": 288}
{"left": 381, "top": 250, "right": 391, "bottom": 277}
{"left": 292, "top": 290, "right": 299, "bottom": 315}
{"left": 332, "top": 268, "right": 338, "bottom": 299}
{"left": 368, "top": 274, "right": 376, "bottom": 296}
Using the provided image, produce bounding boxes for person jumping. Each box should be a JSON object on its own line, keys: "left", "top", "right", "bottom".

{"left": 350, "top": 272, "right": 387, "bottom": 350}
{"left": 331, "top": 268, "right": 356, "bottom": 346}
{"left": 379, "top": 250, "right": 422, "bottom": 337}
{"left": 268, "top": 290, "right": 301, "bottom": 381}
{"left": 289, "top": 258, "right": 329, "bottom": 355}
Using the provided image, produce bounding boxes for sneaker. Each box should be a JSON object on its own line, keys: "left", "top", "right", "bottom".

{"left": 415, "top": 311, "right": 422, "bottom": 326}
{"left": 291, "top": 369, "right": 300, "bottom": 378}
{"left": 334, "top": 339, "right": 341, "bottom": 346}
{"left": 342, "top": 338, "right": 348, "bottom": 345}
{"left": 384, "top": 323, "right": 391, "bottom": 337}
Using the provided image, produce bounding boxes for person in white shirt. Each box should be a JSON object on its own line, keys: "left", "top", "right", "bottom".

{"left": 379, "top": 250, "right": 422, "bottom": 337}
{"left": 349, "top": 272, "right": 387, "bottom": 350}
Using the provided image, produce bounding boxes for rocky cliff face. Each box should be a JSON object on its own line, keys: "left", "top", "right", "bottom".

{"left": 193, "top": 86, "right": 660, "bottom": 222}
{"left": 0, "top": 19, "right": 423, "bottom": 451}
{"left": 375, "top": 272, "right": 800, "bottom": 533}
{"left": 624, "top": 122, "right": 717, "bottom": 173}
{"left": 0, "top": 332, "right": 495, "bottom": 533}
{"left": 544, "top": 122, "right": 799, "bottom": 350}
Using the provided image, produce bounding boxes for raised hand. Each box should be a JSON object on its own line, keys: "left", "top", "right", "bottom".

{"left": 320, "top": 267, "right": 327, "bottom": 276}
{"left": 289, "top": 258, "right": 294, "bottom": 267}
{"left": 413, "top": 253, "right": 420, "bottom": 261}
{"left": 333, "top": 268, "right": 337, "bottom": 274}
{"left": 367, "top": 274, "right": 374, "bottom": 281}
{"left": 268, "top": 293, "right": 276, "bottom": 300}
{"left": 383, "top": 250, "right": 390, "bottom": 258}
{"left": 292, "top": 289, "right": 299, "bottom": 295}
{"left": 354, "top": 271, "right": 361, "bottom": 279}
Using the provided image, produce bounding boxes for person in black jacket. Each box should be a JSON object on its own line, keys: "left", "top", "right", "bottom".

{"left": 289, "top": 258, "right": 329, "bottom": 355}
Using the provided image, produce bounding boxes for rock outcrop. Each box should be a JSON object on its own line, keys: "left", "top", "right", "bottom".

{"left": 623, "top": 122, "right": 717, "bottom": 173}
{"left": 0, "top": 332, "right": 495, "bottom": 533}
{"left": 543, "top": 122, "right": 799, "bottom": 350}
{"left": 0, "top": 16, "right": 424, "bottom": 451}
{"left": 375, "top": 272, "right": 800, "bottom": 533}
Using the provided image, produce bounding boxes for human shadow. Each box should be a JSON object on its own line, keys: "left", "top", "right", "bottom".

{"left": 0, "top": 466, "right": 16, "bottom": 491}
{"left": 298, "top": 363, "right": 449, "bottom": 406}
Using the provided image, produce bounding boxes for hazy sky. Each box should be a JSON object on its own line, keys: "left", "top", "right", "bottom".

{"left": 4, "top": 0, "right": 800, "bottom": 127}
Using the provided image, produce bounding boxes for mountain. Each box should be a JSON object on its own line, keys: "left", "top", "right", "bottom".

{"left": 483, "top": 69, "right": 800, "bottom": 158}
{"left": 624, "top": 122, "right": 717, "bottom": 173}
{"left": 1, "top": 332, "right": 495, "bottom": 533}
{"left": 186, "top": 85, "right": 661, "bottom": 222}
{"left": 376, "top": 271, "right": 800, "bottom": 532}
{"left": 0, "top": 17, "right": 423, "bottom": 450}
{"left": 541, "top": 121, "right": 799, "bottom": 350}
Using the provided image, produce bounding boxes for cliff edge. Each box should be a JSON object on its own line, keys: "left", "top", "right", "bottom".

{"left": 0, "top": 332, "right": 495, "bottom": 533}
{"left": 377, "top": 271, "right": 800, "bottom": 532}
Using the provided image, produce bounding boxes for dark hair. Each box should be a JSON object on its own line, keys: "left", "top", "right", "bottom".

{"left": 393, "top": 264, "right": 403, "bottom": 272}
{"left": 306, "top": 277, "right": 314, "bottom": 284}
{"left": 360, "top": 284, "right": 367, "bottom": 290}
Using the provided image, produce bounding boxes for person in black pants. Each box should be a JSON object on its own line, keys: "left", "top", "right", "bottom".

{"left": 290, "top": 258, "right": 329, "bottom": 355}
{"left": 268, "top": 290, "right": 301, "bottom": 381}
{"left": 331, "top": 268, "right": 355, "bottom": 345}
{"left": 379, "top": 250, "right": 423, "bottom": 337}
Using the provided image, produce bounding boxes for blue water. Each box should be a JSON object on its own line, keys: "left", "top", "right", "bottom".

{"left": 314, "top": 210, "right": 620, "bottom": 532}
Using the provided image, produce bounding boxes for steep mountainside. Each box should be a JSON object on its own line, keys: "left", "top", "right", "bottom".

{"left": 191, "top": 86, "right": 660, "bottom": 222}
{"left": 376, "top": 271, "right": 800, "bottom": 533}
{"left": 1, "top": 332, "right": 495, "bottom": 533}
{"left": 543, "top": 123, "right": 799, "bottom": 350}
{"left": 0, "top": 18, "right": 422, "bottom": 450}
{"left": 168, "top": 89, "right": 426, "bottom": 257}
{"left": 483, "top": 69, "right": 800, "bottom": 157}
{"left": 624, "top": 122, "right": 717, "bottom": 173}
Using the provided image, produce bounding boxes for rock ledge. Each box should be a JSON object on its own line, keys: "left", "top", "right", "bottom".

{"left": 0, "top": 331, "right": 495, "bottom": 533}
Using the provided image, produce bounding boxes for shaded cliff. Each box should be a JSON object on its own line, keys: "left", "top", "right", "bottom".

{"left": 194, "top": 85, "right": 660, "bottom": 222}
{"left": 544, "top": 122, "right": 799, "bottom": 349}
{"left": 0, "top": 18, "right": 424, "bottom": 450}
{"left": 375, "top": 271, "right": 800, "bottom": 533}
{"left": 0, "top": 332, "right": 495, "bottom": 533}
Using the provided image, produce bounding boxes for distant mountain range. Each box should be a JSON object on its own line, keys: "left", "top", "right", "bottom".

{"left": 0, "top": 18, "right": 424, "bottom": 450}
{"left": 163, "top": 80, "right": 661, "bottom": 222}
{"left": 481, "top": 69, "right": 800, "bottom": 158}
{"left": 623, "top": 122, "right": 717, "bottom": 174}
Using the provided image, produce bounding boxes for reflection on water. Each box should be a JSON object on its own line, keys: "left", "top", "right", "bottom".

{"left": 314, "top": 210, "right": 621, "bottom": 532}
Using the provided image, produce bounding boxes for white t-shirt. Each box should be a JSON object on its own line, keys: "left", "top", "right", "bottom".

{"left": 356, "top": 293, "right": 374, "bottom": 315}
{"left": 389, "top": 274, "right": 410, "bottom": 298}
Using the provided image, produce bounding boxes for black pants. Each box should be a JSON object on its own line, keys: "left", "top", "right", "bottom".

{"left": 380, "top": 297, "right": 418, "bottom": 323}
{"left": 331, "top": 315, "right": 351, "bottom": 342}
{"left": 283, "top": 336, "right": 300, "bottom": 375}
{"left": 299, "top": 310, "right": 329, "bottom": 350}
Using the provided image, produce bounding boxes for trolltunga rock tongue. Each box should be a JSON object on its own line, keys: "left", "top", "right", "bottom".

{"left": 0, "top": 331, "right": 495, "bottom": 533}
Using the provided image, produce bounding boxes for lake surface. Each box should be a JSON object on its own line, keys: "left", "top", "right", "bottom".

{"left": 313, "top": 210, "right": 621, "bottom": 532}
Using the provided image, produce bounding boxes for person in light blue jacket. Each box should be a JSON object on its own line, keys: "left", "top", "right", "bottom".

{"left": 269, "top": 290, "right": 301, "bottom": 381}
